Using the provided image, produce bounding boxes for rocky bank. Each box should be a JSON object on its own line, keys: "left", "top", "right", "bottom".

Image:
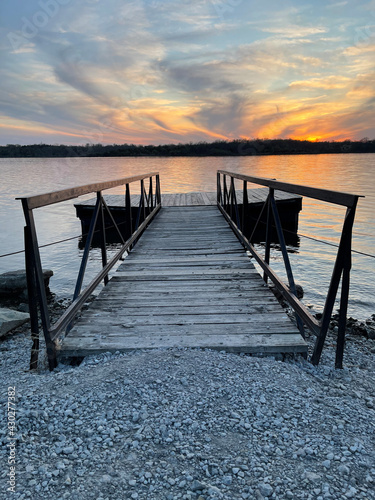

{"left": 0, "top": 314, "right": 374, "bottom": 500}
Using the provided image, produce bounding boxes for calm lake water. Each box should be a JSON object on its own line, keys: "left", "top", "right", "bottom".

{"left": 0, "top": 154, "right": 374, "bottom": 321}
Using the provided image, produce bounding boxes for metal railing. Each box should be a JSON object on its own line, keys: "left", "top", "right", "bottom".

{"left": 17, "top": 172, "right": 161, "bottom": 370}
{"left": 217, "top": 170, "right": 362, "bottom": 368}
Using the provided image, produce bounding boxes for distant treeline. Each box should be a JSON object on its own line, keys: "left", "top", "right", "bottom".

{"left": 1, "top": 138, "right": 375, "bottom": 158}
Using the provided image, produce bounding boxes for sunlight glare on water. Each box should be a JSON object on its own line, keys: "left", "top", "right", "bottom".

{"left": 0, "top": 154, "right": 374, "bottom": 320}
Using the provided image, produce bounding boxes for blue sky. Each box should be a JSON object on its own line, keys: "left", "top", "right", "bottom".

{"left": 1, "top": 0, "right": 374, "bottom": 145}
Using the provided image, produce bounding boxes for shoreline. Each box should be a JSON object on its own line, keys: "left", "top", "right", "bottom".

{"left": 1, "top": 151, "right": 375, "bottom": 159}
{"left": 1, "top": 139, "right": 375, "bottom": 159}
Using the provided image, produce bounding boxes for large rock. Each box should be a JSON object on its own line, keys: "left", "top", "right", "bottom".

{"left": 0, "top": 269, "right": 53, "bottom": 299}
{"left": 0, "top": 308, "right": 29, "bottom": 338}
{"left": 270, "top": 283, "right": 304, "bottom": 301}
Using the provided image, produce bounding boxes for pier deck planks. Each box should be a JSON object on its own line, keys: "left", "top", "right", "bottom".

{"left": 76, "top": 188, "right": 301, "bottom": 208}
{"left": 60, "top": 206, "right": 307, "bottom": 358}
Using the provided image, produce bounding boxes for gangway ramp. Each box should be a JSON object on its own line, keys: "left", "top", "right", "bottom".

{"left": 60, "top": 206, "right": 307, "bottom": 357}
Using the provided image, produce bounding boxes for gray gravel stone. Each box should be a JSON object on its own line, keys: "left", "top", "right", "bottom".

{"left": 1, "top": 325, "right": 374, "bottom": 500}
{"left": 258, "top": 483, "right": 273, "bottom": 497}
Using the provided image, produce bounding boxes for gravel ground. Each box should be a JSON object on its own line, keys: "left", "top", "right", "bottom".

{"left": 1, "top": 323, "right": 374, "bottom": 500}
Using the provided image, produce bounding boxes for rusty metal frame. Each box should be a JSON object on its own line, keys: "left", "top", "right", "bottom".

{"left": 18, "top": 172, "right": 161, "bottom": 370}
{"left": 217, "top": 170, "right": 362, "bottom": 367}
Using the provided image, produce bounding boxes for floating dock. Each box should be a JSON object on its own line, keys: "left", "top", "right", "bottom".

{"left": 75, "top": 188, "right": 302, "bottom": 244}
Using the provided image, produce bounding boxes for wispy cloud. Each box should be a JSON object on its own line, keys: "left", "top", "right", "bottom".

{"left": 259, "top": 25, "right": 327, "bottom": 37}
{"left": 289, "top": 76, "right": 351, "bottom": 90}
{"left": 0, "top": 0, "right": 374, "bottom": 144}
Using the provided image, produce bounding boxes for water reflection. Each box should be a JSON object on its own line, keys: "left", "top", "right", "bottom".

{"left": 0, "top": 154, "right": 374, "bottom": 320}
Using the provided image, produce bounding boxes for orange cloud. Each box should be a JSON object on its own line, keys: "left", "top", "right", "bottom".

{"left": 289, "top": 76, "right": 351, "bottom": 90}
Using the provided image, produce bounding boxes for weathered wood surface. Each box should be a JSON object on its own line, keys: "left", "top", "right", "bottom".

{"left": 76, "top": 187, "right": 300, "bottom": 207}
{"left": 60, "top": 206, "right": 307, "bottom": 358}
{"left": 18, "top": 172, "right": 159, "bottom": 210}
{"left": 218, "top": 170, "right": 361, "bottom": 208}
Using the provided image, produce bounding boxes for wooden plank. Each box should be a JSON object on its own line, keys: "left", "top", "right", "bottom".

{"left": 105, "top": 276, "right": 269, "bottom": 287}
{"left": 133, "top": 247, "right": 244, "bottom": 253}
{"left": 161, "top": 193, "right": 174, "bottom": 206}
{"left": 189, "top": 193, "right": 198, "bottom": 205}
{"left": 169, "top": 193, "right": 178, "bottom": 206}
{"left": 95, "top": 296, "right": 279, "bottom": 304}
{"left": 101, "top": 286, "right": 273, "bottom": 294}
{"left": 128, "top": 250, "right": 247, "bottom": 258}
{"left": 137, "top": 236, "right": 235, "bottom": 241}
{"left": 74, "top": 311, "right": 291, "bottom": 326}
{"left": 114, "top": 268, "right": 258, "bottom": 277}
{"left": 144, "top": 229, "right": 232, "bottom": 235}
{"left": 122, "top": 255, "right": 249, "bottom": 264}
{"left": 118, "top": 265, "right": 257, "bottom": 273}
{"left": 173, "top": 193, "right": 182, "bottom": 206}
{"left": 135, "top": 238, "right": 238, "bottom": 244}
{"left": 117, "top": 265, "right": 257, "bottom": 273}
{"left": 98, "top": 296, "right": 277, "bottom": 305}
{"left": 77, "top": 303, "right": 284, "bottom": 315}
{"left": 61, "top": 333, "right": 307, "bottom": 357}
{"left": 122, "top": 259, "right": 250, "bottom": 266}
{"left": 113, "top": 276, "right": 264, "bottom": 288}
{"left": 185, "top": 192, "right": 192, "bottom": 206}
{"left": 136, "top": 244, "right": 240, "bottom": 249}
{"left": 137, "top": 230, "right": 233, "bottom": 236}
{"left": 98, "top": 284, "right": 273, "bottom": 294}
{"left": 200, "top": 191, "right": 212, "bottom": 205}
{"left": 68, "top": 321, "right": 298, "bottom": 336}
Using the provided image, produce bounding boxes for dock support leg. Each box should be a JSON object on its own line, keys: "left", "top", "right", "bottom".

{"left": 98, "top": 192, "right": 108, "bottom": 286}
{"left": 25, "top": 226, "right": 40, "bottom": 370}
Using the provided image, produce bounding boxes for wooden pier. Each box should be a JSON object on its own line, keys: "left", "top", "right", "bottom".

{"left": 60, "top": 204, "right": 307, "bottom": 358}
{"left": 18, "top": 170, "right": 361, "bottom": 369}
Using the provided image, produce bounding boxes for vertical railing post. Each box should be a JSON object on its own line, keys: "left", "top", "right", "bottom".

{"left": 24, "top": 226, "right": 40, "bottom": 370}
{"left": 141, "top": 179, "right": 146, "bottom": 223}
{"left": 229, "top": 177, "right": 235, "bottom": 220}
{"left": 312, "top": 201, "right": 358, "bottom": 366}
{"left": 223, "top": 175, "right": 228, "bottom": 213}
{"left": 242, "top": 180, "right": 248, "bottom": 233}
{"left": 135, "top": 181, "right": 144, "bottom": 231}
{"left": 335, "top": 265, "right": 350, "bottom": 368}
{"left": 97, "top": 192, "right": 108, "bottom": 286}
{"left": 231, "top": 178, "right": 241, "bottom": 228}
{"left": 149, "top": 176, "right": 154, "bottom": 211}
{"left": 156, "top": 174, "right": 161, "bottom": 205}
{"left": 263, "top": 188, "right": 273, "bottom": 283}
{"left": 73, "top": 196, "right": 102, "bottom": 302}
{"left": 21, "top": 200, "right": 56, "bottom": 370}
{"left": 217, "top": 172, "right": 221, "bottom": 205}
{"left": 269, "top": 192, "right": 305, "bottom": 338}
{"left": 66, "top": 196, "right": 102, "bottom": 334}
{"left": 125, "top": 183, "right": 133, "bottom": 235}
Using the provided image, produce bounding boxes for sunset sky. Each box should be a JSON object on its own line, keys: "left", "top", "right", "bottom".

{"left": 1, "top": 0, "right": 375, "bottom": 145}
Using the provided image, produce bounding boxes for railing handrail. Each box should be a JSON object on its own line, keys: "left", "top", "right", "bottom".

{"left": 217, "top": 170, "right": 363, "bottom": 207}
{"left": 19, "top": 172, "right": 161, "bottom": 370}
{"left": 217, "top": 170, "right": 362, "bottom": 368}
{"left": 17, "top": 172, "right": 159, "bottom": 210}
